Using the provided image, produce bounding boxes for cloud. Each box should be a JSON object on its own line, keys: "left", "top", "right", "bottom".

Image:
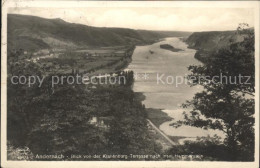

{"left": 8, "top": 7, "right": 254, "bottom": 31}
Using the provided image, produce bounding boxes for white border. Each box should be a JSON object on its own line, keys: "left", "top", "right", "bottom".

{"left": 1, "top": 1, "right": 259, "bottom": 168}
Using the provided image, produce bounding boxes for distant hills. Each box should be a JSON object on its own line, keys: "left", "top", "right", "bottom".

{"left": 184, "top": 29, "right": 250, "bottom": 62}
{"left": 8, "top": 14, "right": 192, "bottom": 52}
{"left": 185, "top": 30, "right": 244, "bottom": 51}
{"left": 9, "top": 13, "right": 249, "bottom": 61}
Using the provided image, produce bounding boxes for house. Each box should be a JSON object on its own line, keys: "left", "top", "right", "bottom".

{"left": 89, "top": 116, "right": 110, "bottom": 129}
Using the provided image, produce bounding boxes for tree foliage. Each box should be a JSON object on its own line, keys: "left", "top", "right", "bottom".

{"left": 175, "top": 24, "right": 255, "bottom": 161}
{"left": 7, "top": 51, "right": 161, "bottom": 160}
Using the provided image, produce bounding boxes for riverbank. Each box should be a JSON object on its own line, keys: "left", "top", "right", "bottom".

{"left": 134, "top": 91, "right": 181, "bottom": 148}
{"left": 127, "top": 37, "right": 225, "bottom": 142}
{"left": 146, "top": 108, "right": 172, "bottom": 128}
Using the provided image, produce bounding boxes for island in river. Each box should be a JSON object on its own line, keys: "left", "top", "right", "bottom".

{"left": 160, "top": 44, "right": 184, "bottom": 52}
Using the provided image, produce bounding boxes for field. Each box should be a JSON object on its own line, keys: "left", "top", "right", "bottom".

{"left": 36, "top": 45, "right": 135, "bottom": 75}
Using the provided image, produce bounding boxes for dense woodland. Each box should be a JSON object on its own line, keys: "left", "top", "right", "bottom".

{"left": 7, "top": 54, "right": 162, "bottom": 160}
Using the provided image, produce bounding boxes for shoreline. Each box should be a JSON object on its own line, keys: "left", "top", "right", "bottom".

{"left": 129, "top": 39, "right": 191, "bottom": 146}
{"left": 129, "top": 38, "right": 202, "bottom": 146}
{"left": 146, "top": 108, "right": 172, "bottom": 128}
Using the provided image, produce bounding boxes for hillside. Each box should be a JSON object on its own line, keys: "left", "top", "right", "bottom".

{"left": 185, "top": 30, "right": 246, "bottom": 62}
{"left": 137, "top": 30, "right": 192, "bottom": 41}
{"left": 186, "top": 30, "right": 244, "bottom": 51}
{"left": 8, "top": 14, "right": 191, "bottom": 52}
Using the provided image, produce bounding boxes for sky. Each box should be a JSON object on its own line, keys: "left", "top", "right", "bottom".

{"left": 8, "top": 7, "right": 254, "bottom": 31}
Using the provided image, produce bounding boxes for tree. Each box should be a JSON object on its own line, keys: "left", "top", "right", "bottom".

{"left": 176, "top": 24, "right": 255, "bottom": 161}
{"left": 7, "top": 53, "right": 46, "bottom": 146}
{"left": 27, "top": 77, "right": 106, "bottom": 157}
{"left": 168, "top": 135, "right": 229, "bottom": 161}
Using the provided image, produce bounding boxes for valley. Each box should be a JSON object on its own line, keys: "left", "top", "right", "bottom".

{"left": 6, "top": 13, "right": 255, "bottom": 162}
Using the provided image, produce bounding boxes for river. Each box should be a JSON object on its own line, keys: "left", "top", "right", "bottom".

{"left": 127, "top": 37, "right": 225, "bottom": 144}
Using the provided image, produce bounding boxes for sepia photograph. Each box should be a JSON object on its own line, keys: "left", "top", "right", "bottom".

{"left": 1, "top": 1, "right": 259, "bottom": 168}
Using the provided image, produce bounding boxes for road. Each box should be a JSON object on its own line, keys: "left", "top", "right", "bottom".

{"left": 147, "top": 119, "right": 176, "bottom": 146}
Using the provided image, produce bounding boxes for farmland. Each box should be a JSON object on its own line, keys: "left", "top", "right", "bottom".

{"left": 34, "top": 45, "right": 135, "bottom": 75}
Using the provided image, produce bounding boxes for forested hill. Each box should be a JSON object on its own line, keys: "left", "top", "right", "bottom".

{"left": 8, "top": 14, "right": 191, "bottom": 52}
{"left": 184, "top": 29, "right": 253, "bottom": 62}
{"left": 136, "top": 30, "right": 192, "bottom": 41}
{"left": 185, "top": 30, "right": 243, "bottom": 51}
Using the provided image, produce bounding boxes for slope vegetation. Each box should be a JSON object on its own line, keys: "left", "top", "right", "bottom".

{"left": 8, "top": 14, "right": 191, "bottom": 52}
